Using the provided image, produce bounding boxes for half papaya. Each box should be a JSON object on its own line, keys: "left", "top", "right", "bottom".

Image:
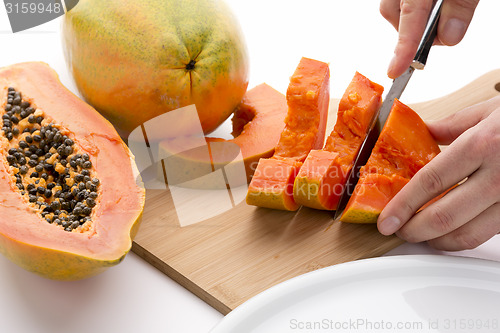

{"left": 246, "top": 57, "right": 330, "bottom": 211}
{"left": 340, "top": 99, "right": 440, "bottom": 223}
{"left": 0, "top": 62, "right": 145, "bottom": 280}
{"left": 293, "top": 72, "right": 383, "bottom": 210}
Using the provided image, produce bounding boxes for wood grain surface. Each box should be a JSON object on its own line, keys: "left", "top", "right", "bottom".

{"left": 132, "top": 70, "right": 500, "bottom": 314}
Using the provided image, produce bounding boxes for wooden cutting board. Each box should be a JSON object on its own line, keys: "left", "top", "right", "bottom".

{"left": 132, "top": 70, "right": 500, "bottom": 315}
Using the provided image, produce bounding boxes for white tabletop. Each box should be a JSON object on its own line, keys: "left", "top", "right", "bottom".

{"left": 1, "top": 1, "right": 500, "bottom": 332}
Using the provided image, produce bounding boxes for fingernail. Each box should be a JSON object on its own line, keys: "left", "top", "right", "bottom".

{"left": 441, "top": 18, "right": 467, "bottom": 45}
{"left": 379, "top": 216, "right": 401, "bottom": 235}
{"left": 387, "top": 55, "right": 397, "bottom": 79}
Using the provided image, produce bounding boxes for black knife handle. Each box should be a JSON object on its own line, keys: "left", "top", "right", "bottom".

{"left": 413, "top": 0, "right": 444, "bottom": 69}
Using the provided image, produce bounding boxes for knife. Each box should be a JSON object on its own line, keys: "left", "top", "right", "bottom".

{"left": 333, "top": 0, "right": 444, "bottom": 221}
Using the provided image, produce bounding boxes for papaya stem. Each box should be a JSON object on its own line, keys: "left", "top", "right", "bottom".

{"left": 185, "top": 60, "right": 196, "bottom": 70}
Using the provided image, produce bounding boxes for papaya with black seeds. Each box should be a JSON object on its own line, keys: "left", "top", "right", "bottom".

{"left": 0, "top": 62, "right": 145, "bottom": 280}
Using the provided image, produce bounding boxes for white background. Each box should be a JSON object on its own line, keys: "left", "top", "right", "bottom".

{"left": 0, "top": 1, "right": 500, "bottom": 332}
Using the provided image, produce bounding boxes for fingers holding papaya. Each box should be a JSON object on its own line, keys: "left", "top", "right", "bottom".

{"left": 378, "top": 104, "right": 500, "bottom": 251}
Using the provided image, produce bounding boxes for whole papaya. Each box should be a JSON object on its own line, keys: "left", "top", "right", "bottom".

{"left": 62, "top": 0, "right": 249, "bottom": 138}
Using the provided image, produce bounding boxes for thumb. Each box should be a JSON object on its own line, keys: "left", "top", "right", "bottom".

{"left": 426, "top": 97, "right": 500, "bottom": 145}
{"left": 438, "top": 0, "right": 479, "bottom": 46}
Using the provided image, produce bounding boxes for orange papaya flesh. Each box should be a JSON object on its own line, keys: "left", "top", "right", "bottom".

{"left": 157, "top": 83, "right": 288, "bottom": 187}
{"left": 293, "top": 72, "right": 383, "bottom": 210}
{"left": 246, "top": 57, "right": 330, "bottom": 211}
{"left": 273, "top": 58, "right": 331, "bottom": 162}
{"left": 292, "top": 149, "right": 345, "bottom": 210}
{"left": 340, "top": 99, "right": 440, "bottom": 223}
{"left": 245, "top": 158, "right": 302, "bottom": 211}
{"left": 0, "top": 62, "right": 145, "bottom": 280}
{"left": 339, "top": 173, "right": 408, "bottom": 223}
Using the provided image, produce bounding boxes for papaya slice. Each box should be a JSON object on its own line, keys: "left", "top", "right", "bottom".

{"left": 157, "top": 83, "right": 288, "bottom": 186}
{"left": 0, "top": 62, "right": 145, "bottom": 280}
{"left": 246, "top": 57, "right": 330, "bottom": 211}
{"left": 340, "top": 99, "right": 441, "bottom": 223}
{"left": 293, "top": 72, "right": 383, "bottom": 210}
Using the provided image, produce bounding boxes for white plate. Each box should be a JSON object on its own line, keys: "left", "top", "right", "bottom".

{"left": 210, "top": 255, "right": 500, "bottom": 333}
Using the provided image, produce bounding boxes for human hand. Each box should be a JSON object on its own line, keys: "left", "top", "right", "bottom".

{"left": 377, "top": 95, "right": 500, "bottom": 251}
{"left": 380, "top": 0, "right": 480, "bottom": 79}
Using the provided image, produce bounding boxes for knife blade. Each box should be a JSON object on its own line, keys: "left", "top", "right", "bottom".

{"left": 333, "top": 0, "right": 444, "bottom": 221}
